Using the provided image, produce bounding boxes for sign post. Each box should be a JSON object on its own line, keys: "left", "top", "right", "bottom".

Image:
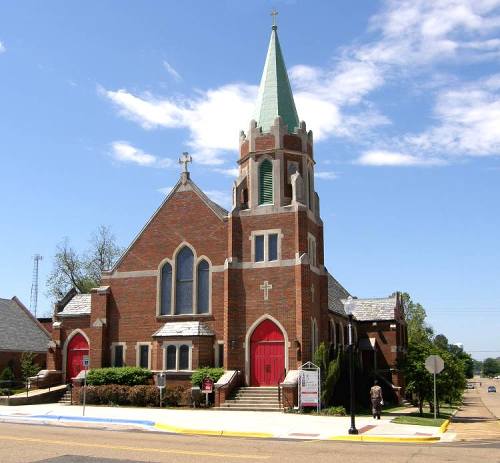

{"left": 201, "top": 377, "right": 214, "bottom": 407}
{"left": 82, "top": 355, "right": 89, "bottom": 417}
{"left": 299, "top": 362, "right": 321, "bottom": 412}
{"left": 425, "top": 354, "right": 444, "bottom": 420}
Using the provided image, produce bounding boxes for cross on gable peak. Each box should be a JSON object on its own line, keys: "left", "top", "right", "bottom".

{"left": 179, "top": 152, "right": 192, "bottom": 173}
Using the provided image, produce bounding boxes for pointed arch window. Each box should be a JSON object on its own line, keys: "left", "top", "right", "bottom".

{"left": 259, "top": 159, "right": 273, "bottom": 205}
{"left": 160, "top": 262, "right": 172, "bottom": 315}
{"left": 175, "top": 247, "right": 194, "bottom": 314}
{"left": 197, "top": 259, "right": 210, "bottom": 314}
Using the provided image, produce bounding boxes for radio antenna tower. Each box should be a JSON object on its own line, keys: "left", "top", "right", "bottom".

{"left": 30, "top": 254, "right": 43, "bottom": 317}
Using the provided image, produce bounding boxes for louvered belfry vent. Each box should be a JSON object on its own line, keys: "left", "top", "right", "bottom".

{"left": 259, "top": 159, "right": 273, "bottom": 205}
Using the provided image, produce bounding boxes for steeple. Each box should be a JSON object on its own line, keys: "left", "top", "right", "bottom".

{"left": 253, "top": 21, "right": 299, "bottom": 133}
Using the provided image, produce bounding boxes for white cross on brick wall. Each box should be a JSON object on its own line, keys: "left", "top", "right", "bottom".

{"left": 260, "top": 281, "right": 273, "bottom": 301}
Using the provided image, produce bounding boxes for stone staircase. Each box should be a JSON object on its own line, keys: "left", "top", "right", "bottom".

{"left": 217, "top": 387, "right": 282, "bottom": 412}
{"left": 58, "top": 389, "right": 72, "bottom": 405}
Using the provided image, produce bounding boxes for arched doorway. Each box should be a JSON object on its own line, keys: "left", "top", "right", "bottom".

{"left": 66, "top": 333, "right": 89, "bottom": 381}
{"left": 250, "top": 319, "right": 285, "bottom": 386}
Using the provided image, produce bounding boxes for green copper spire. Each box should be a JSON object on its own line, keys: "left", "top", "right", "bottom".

{"left": 254, "top": 24, "right": 300, "bottom": 133}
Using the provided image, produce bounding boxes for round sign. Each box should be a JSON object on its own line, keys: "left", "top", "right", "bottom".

{"left": 425, "top": 354, "right": 444, "bottom": 374}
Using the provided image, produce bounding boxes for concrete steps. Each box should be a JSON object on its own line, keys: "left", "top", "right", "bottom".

{"left": 217, "top": 387, "right": 283, "bottom": 412}
{"left": 58, "top": 389, "right": 72, "bottom": 405}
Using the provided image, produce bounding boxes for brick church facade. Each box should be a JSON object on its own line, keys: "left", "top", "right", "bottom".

{"left": 46, "top": 24, "right": 407, "bottom": 401}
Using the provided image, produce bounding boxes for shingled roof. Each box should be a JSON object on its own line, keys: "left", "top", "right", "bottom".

{"left": 57, "top": 294, "right": 91, "bottom": 317}
{"left": 0, "top": 297, "right": 50, "bottom": 353}
{"left": 349, "top": 296, "right": 398, "bottom": 322}
{"left": 153, "top": 321, "right": 214, "bottom": 337}
{"left": 327, "top": 273, "right": 351, "bottom": 317}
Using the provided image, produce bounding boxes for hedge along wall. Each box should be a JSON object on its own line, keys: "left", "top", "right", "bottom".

{"left": 85, "top": 367, "right": 153, "bottom": 386}
{"left": 77, "top": 384, "right": 191, "bottom": 407}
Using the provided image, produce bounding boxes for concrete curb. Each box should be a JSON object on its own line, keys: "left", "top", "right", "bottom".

{"left": 0, "top": 414, "right": 155, "bottom": 428}
{"left": 328, "top": 435, "right": 440, "bottom": 443}
{"left": 154, "top": 423, "right": 274, "bottom": 439}
{"left": 439, "top": 419, "right": 450, "bottom": 433}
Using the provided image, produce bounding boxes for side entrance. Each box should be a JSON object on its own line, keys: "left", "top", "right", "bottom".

{"left": 66, "top": 333, "right": 89, "bottom": 381}
{"left": 250, "top": 319, "right": 285, "bottom": 386}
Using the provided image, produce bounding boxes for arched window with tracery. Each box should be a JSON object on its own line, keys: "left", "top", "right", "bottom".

{"left": 175, "top": 246, "right": 194, "bottom": 314}
{"left": 197, "top": 259, "right": 209, "bottom": 314}
{"left": 160, "top": 262, "right": 172, "bottom": 315}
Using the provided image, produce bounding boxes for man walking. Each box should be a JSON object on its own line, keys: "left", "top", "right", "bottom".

{"left": 370, "top": 380, "right": 383, "bottom": 419}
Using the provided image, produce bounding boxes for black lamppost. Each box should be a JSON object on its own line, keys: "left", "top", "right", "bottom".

{"left": 344, "top": 296, "right": 358, "bottom": 435}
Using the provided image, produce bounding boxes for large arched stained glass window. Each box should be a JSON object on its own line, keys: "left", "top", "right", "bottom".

{"left": 197, "top": 260, "right": 209, "bottom": 314}
{"left": 175, "top": 247, "right": 194, "bottom": 314}
{"left": 259, "top": 159, "right": 273, "bottom": 205}
{"left": 160, "top": 262, "right": 172, "bottom": 315}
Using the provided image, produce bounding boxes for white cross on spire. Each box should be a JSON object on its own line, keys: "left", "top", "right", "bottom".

{"left": 260, "top": 281, "right": 273, "bottom": 301}
{"left": 271, "top": 9, "right": 278, "bottom": 28}
{"left": 178, "top": 152, "right": 192, "bottom": 173}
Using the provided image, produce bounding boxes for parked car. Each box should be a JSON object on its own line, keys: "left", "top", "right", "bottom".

{"left": 488, "top": 386, "right": 496, "bottom": 393}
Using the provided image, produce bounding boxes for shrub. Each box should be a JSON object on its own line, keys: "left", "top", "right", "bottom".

{"left": 319, "top": 406, "right": 346, "bottom": 416}
{"left": 127, "top": 385, "right": 160, "bottom": 407}
{"left": 0, "top": 388, "right": 11, "bottom": 396}
{"left": 191, "top": 367, "right": 225, "bottom": 387}
{"left": 86, "top": 367, "right": 153, "bottom": 386}
{"left": 0, "top": 367, "right": 15, "bottom": 382}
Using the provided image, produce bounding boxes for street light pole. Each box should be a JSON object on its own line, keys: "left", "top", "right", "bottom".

{"left": 348, "top": 312, "right": 358, "bottom": 435}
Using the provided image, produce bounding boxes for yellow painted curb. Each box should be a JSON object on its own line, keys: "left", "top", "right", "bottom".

{"left": 154, "top": 423, "right": 273, "bottom": 439}
{"left": 439, "top": 419, "right": 450, "bottom": 433}
{"left": 328, "top": 435, "right": 440, "bottom": 443}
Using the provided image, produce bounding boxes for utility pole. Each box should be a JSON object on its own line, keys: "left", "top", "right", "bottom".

{"left": 30, "top": 254, "right": 43, "bottom": 317}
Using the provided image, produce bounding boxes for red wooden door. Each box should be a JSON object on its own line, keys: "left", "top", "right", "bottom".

{"left": 66, "top": 333, "right": 89, "bottom": 380}
{"left": 250, "top": 319, "right": 285, "bottom": 386}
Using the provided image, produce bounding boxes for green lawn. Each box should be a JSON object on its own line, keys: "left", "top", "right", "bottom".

{"left": 392, "top": 415, "right": 446, "bottom": 427}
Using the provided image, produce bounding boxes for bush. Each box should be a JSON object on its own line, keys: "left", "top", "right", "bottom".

{"left": 191, "top": 367, "right": 225, "bottom": 387}
{"left": 319, "top": 406, "right": 346, "bottom": 416}
{"left": 127, "top": 385, "right": 160, "bottom": 407}
{"left": 86, "top": 367, "right": 153, "bottom": 386}
{"left": 0, "top": 367, "right": 15, "bottom": 382}
{"left": 0, "top": 388, "right": 11, "bottom": 396}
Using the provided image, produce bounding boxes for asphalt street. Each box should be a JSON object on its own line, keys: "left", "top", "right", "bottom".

{"left": 0, "top": 422, "right": 499, "bottom": 463}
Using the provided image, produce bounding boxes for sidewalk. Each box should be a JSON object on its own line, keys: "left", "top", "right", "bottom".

{"left": 0, "top": 403, "right": 448, "bottom": 442}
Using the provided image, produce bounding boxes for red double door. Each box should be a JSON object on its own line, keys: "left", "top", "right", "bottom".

{"left": 250, "top": 319, "right": 285, "bottom": 386}
{"left": 66, "top": 333, "right": 89, "bottom": 381}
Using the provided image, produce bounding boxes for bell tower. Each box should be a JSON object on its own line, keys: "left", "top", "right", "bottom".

{"left": 225, "top": 19, "right": 327, "bottom": 380}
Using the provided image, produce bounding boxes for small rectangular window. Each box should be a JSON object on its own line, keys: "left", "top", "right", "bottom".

{"left": 166, "top": 345, "right": 176, "bottom": 370}
{"left": 255, "top": 235, "right": 264, "bottom": 262}
{"left": 268, "top": 234, "right": 278, "bottom": 261}
{"left": 114, "top": 345, "right": 124, "bottom": 367}
{"left": 217, "top": 343, "right": 224, "bottom": 368}
{"left": 139, "top": 345, "right": 149, "bottom": 369}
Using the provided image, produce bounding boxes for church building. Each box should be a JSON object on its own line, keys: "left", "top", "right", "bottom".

{"left": 46, "top": 23, "right": 407, "bottom": 405}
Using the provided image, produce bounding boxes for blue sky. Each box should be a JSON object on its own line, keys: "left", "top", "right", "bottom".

{"left": 1, "top": 1, "right": 499, "bottom": 359}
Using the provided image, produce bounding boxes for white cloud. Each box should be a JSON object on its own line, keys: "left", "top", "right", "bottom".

{"left": 158, "top": 185, "right": 174, "bottom": 195}
{"left": 405, "top": 76, "right": 500, "bottom": 156}
{"left": 212, "top": 167, "right": 240, "bottom": 177}
{"left": 110, "top": 141, "right": 173, "bottom": 168}
{"left": 104, "top": 84, "right": 256, "bottom": 165}
{"left": 204, "top": 189, "right": 232, "bottom": 209}
{"left": 163, "top": 60, "right": 181, "bottom": 81}
{"left": 315, "top": 171, "right": 338, "bottom": 180}
{"left": 356, "top": 150, "right": 444, "bottom": 166}
{"left": 0, "top": 41, "right": 5, "bottom": 53}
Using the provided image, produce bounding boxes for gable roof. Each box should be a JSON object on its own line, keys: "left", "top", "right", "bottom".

{"left": 349, "top": 296, "right": 398, "bottom": 322}
{"left": 327, "top": 273, "right": 351, "bottom": 317}
{"left": 153, "top": 321, "right": 214, "bottom": 337}
{"left": 109, "top": 176, "right": 228, "bottom": 272}
{"left": 0, "top": 297, "right": 51, "bottom": 353}
{"left": 57, "top": 294, "right": 91, "bottom": 317}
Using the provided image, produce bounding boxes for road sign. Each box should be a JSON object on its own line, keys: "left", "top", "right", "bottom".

{"left": 202, "top": 377, "right": 214, "bottom": 394}
{"left": 82, "top": 355, "right": 89, "bottom": 368}
{"left": 425, "top": 355, "right": 444, "bottom": 374}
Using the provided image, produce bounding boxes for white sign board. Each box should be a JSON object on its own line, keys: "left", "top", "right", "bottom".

{"left": 300, "top": 368, "right": 320, "bottom": 408}
{"left": 425, "top": 355, "right": 444, "bottom": 374}
{"left": 82, "top": 355, "right": 89, "bottom": 368}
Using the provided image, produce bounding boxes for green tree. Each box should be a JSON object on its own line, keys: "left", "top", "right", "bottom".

{"left": 482, "top": 358, "right": 500, "bottom": 377}
{"left": 401, "top": 293, "right": 433, "bottom": 344}
{"left": 47, "top": 225, "right": 122, "bottom": 301}
{"left": 20, "top": 352, "right": 39, "bottom": 382}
